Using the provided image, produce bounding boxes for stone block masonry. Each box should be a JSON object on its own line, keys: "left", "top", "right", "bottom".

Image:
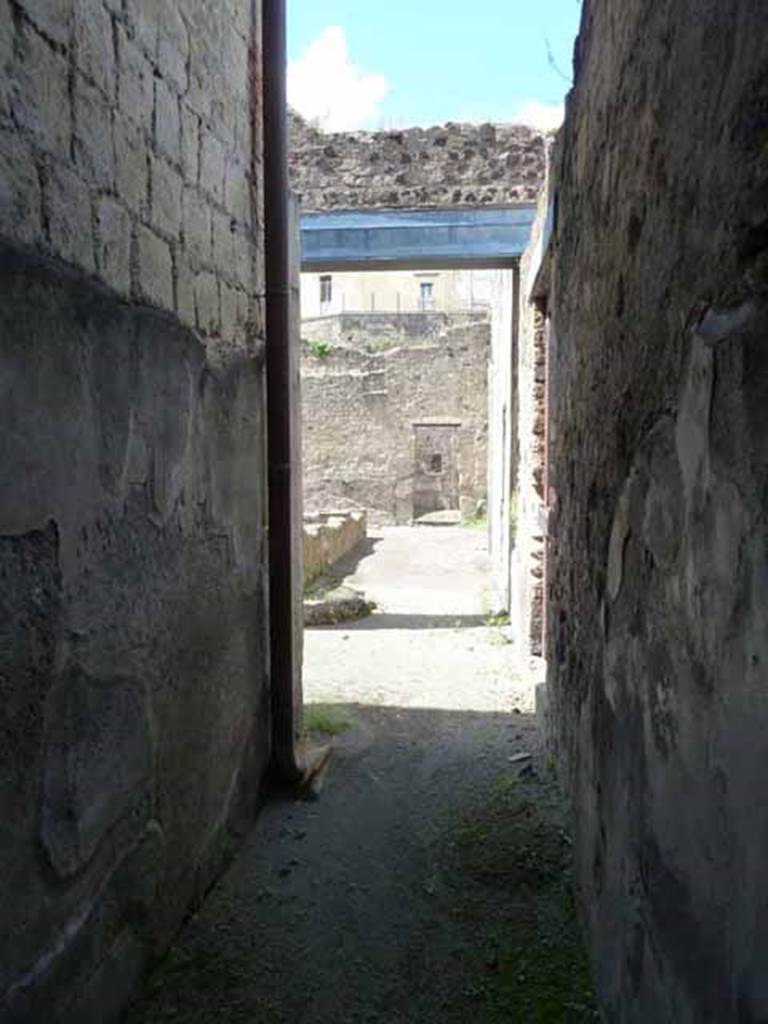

{"left": 0, "top": 0, "right": 262, "bottom": 350}
{"left": 0, "top": 2, "right": 269, "bottom": 1021}
{"left": 301, "top": 314, "right": 489, "bottom": 525}
{"left": 303, "top": 510, "right": 367, "bottom": 587}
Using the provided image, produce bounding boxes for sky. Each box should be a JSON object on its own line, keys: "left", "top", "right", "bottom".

{"left": 287, "top": 1, "right": 583, "bottom": 133}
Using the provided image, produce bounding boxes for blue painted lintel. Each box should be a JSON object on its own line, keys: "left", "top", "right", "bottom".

{"left": 300, "top": 205, "right": 537, "bottom": 272}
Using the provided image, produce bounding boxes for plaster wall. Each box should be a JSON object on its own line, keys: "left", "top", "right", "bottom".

{"left": 547, "top": 2, "right": 768, "bottom": 1020}
{"left": 300, "top": 267, "right": 495, "bottom": 319}
{"left": 486, "top": 267, "right": 516, "bottom": 612}
{"left": 0, "top": 2, "right": 268, "bottom": 1019}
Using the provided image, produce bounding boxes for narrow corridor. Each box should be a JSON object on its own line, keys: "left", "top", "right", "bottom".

{"left": 128, "top": 529, "right": 596, "bottom": 1023}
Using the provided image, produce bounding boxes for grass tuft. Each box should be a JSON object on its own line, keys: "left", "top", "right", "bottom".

{"left": 301, "top": 703, "right": 352, "bottom": 739}
{"left": 461, "top": 513, "right": 488, "bottom": 530}
{"left": 435, "top": 769, "right": 599, "bottom": 1023}
{"left": 485, "top": 611, "right": 510, "bottom": 628}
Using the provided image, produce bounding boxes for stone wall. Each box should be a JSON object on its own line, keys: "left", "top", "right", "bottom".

{"left": 547, "top": 2, "right": 768, "bottom": 1021}
{"left": 510, "top": 170, "right": 553, "bottom": 659}
{"left": 0, "top": 0, "right": 261, "bottom": 349}
{"left": 0, "top": 3, "right": 267, "bottom": 1020}
{"left": 302, "top": 315, "right": 489, "bottom": 524}
{"left": 303, "top": 510, "right": 367, "bottom": 587}
{"left": 302, "top": 310, "right": 466, "bottom": 348}
{"left": 289, "top": 110, "right": 546, "bottom": 211}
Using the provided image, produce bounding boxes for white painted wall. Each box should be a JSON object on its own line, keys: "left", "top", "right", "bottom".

{"left": 300, "top": 268, "right": 496, "bottom": 318}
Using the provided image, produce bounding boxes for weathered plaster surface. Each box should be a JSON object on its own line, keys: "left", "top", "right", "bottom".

{"left": 547, "top": 2, "right": 768, "bottom": 1020}
{"left": 486, "top": 267, "right": 516, "bottom": 612}
{"left": 0, "top": 244, "right": 270, "bottom": 1023}
{"left": 0, "top": 1, "right": 268, "bottom": 1019}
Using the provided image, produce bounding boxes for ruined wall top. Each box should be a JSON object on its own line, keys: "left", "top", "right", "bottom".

{"left": 289, "top": 110, "right": 547, "bottom": 211}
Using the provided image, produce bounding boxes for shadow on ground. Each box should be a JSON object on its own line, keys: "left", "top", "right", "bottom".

{"left": 128, "top": 704, "right": 597, "bottom": 1024}
{"left": 308, "top": 613, "right": 489, "bottom": 631}
{"left": 329, "top": 535, "right": 383, "bottom": 578}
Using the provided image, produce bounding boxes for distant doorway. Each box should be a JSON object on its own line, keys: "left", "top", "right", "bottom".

{"left": 412, "top": 422, "right": 460, "bottom": 519}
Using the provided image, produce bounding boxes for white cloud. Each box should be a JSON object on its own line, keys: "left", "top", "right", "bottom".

{"left": 512, "top": 100, "right": 564, "bottom": 132}
{"left": 288, "top": 27, "right": 389, "bottom": 132}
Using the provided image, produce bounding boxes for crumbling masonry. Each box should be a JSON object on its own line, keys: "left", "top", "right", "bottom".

{"left": 289, "top": 110, "right": 545, "bottom": 211}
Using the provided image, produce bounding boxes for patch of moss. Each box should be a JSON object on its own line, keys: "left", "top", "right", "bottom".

{"left": 461, "top": 513, "right": 488, "bottom": 530}
{"left": 437, "top": 771, "right": 599, "bottom": 1023}
{"left": 301, "top": 702, "right": 352, "bottom": 739}
{"left": 304, "top": 573, "right": 333, "bottom": 598}
{"left": 481, "top": 890, "right": 598, "bottom": 1024}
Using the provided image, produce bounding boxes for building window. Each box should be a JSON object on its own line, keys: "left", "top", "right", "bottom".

{"left": 320, "top": 275, "right": 332, "bottom": 305}
{"left": 419, "top": 281, "right": 434, "bottom": 311}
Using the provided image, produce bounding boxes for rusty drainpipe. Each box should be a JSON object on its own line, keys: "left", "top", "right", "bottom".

{"left": 262, "top": 0, "right": 303, "bottom": 784}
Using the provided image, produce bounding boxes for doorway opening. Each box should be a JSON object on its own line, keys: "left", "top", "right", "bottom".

{"left": 413, "top": 421, "right": 460, "bottom": 519}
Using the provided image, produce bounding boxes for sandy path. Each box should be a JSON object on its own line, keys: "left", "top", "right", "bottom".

{"left": 304, "top": 526, "right": 537, "bottom": 713}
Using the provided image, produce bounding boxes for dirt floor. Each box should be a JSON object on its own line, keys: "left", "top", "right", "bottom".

{"left": 128, "top": 527, "right": 597, "bottom": 1023}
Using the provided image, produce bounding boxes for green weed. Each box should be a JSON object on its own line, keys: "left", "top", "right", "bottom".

{"left": 301, "top": 703, "right": 351, "bottom": 739}
{"left": 461, "top": 513, "right": 488, "bottom": 530}
{"left": 307, "top": 338, "right": 333, "bottom": 358}
{"left": 485, "top": 611, "right": 510, "bottom": 628}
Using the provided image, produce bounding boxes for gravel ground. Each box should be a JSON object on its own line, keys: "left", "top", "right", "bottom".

{"left": 128, "top": 527, "right": 595, "bottom": 1024}
{"left": 304, "top": 526, "right": 540, "bottom": 713}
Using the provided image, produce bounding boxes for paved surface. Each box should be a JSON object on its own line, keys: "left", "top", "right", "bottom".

{"left": 129, "top": 528, "right": 596, "bottom": 1024}
{"left": 304, "top": 526, "right": 537, "bottom": 713}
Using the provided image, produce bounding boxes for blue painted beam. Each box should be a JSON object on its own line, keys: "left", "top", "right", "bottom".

{"left": 300, "top": 205, "right": 537, "bottom": 272}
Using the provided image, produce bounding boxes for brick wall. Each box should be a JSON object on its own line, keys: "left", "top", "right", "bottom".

{"left": 509, "top": 164, "right": 553, "bottom": 660}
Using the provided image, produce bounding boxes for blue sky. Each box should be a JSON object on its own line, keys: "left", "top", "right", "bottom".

{"left": 287, "top": 1, "right": 582, "bottom": 131}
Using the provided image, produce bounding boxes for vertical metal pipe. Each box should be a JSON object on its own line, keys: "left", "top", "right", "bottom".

{"left": 541, "top": 308, "right": 551, "bottom": 658}
{"left": 262, "top": 0, "right": 303, "bottom": 782}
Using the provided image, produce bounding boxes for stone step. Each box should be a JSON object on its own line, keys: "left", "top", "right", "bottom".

{"left": 414, "top": 510, "right": 462, "bottom": 526}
